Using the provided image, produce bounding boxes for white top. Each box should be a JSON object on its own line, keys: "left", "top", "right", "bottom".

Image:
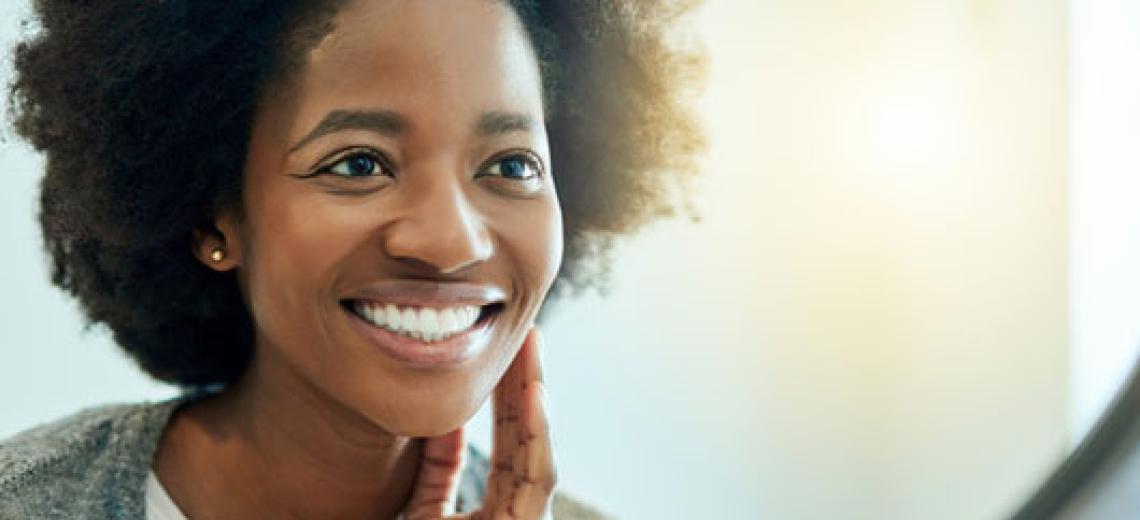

{"left": 145, "top": 470, "right": 189, "bottom": 520}
{"left": 144, "top": 469, "right": 411, "bottom": 520}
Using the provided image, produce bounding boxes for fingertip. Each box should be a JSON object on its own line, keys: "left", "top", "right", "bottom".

{"left": 526, "top": 326, "right": 546, "bottom": 384}
{"left": 445, "top": 426, "right": 465, "bottom": 447}
{"left": 532, "top": 325, "right": 545, "bottom": 349}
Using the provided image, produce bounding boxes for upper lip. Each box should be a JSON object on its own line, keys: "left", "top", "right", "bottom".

{"left": 343, "top": 279, "right": 508, "bottom": 308}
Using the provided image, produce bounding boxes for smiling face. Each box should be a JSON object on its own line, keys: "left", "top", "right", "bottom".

{"left": 207, "top": 0, "right": 563, "bottom": 436}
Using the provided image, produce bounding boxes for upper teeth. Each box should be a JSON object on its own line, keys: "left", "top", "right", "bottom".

{"left": 352, "top": 301, "right": 482, "bottom": 342}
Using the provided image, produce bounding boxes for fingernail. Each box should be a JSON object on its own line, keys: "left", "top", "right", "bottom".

{"left": 535, "top": 331, "right": 546, "bottom": 361}
{"left": 539, "top": 383, "right": 553, "bottom": 421}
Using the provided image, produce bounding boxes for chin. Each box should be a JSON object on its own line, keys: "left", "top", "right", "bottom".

{"left": 383, "top": 406, "right": 477, "bottom": 438}
{"left": 365, "top": 386, "right": 485, "bottom": 438}
{"left": 391, "top": 419, "right": 464, "bottom": 438}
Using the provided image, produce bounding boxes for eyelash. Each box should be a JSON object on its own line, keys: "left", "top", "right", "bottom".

{"left": 311, "top": 148, "right": 391, "bottom": 179}
{"left": 307, "top": 148, "right": 544, "bottom": 182}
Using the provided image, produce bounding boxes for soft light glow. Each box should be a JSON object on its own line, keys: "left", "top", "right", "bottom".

{"left": 866, "top": 86, "right": 964, "bottom": 172}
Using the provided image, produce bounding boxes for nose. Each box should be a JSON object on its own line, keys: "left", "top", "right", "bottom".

{"left": 382, "top": 174, "right": 494, "bottom": 275}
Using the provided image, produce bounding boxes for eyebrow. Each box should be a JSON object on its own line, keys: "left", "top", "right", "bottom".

{"left": 475, "top": 111, "right": 537, "bottom": 136}
{"left": 289, "top": 110, "right": 407, "bottom": 153}
{"left": 289, "top": 109, "right": 537, "bottom": 153}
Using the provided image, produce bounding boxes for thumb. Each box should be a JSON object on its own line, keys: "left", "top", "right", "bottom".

{"left": 402, "top": 427, "right": 466, "bottom": 519}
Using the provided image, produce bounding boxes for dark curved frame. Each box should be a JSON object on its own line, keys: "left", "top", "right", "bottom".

{"left": 1011, "top": 353, "right": 1140, "bottom": 519}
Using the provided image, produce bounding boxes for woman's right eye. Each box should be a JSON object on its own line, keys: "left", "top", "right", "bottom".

{"left": 319, "top": 152, "right": 388, "bottom": 178}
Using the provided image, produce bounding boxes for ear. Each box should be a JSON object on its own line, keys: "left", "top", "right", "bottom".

{"left": 192, "top": 210, "right": 243, "bottom": 272}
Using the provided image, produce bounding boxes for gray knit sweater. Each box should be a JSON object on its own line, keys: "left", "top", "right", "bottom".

{"left": 0, "top": 395, "right": 608, "bottom": 519}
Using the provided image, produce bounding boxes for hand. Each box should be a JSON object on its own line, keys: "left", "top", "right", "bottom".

{"left": 402, "top": 327, "right": 556, "bottom": 520}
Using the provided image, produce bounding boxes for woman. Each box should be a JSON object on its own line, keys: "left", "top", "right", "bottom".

{"left": 0, "top": 0, "right": 703, "bottom": 518}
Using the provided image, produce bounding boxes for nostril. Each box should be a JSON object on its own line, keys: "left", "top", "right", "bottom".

{"left": 379, "top": 193, "right": 493, "bottom": 275}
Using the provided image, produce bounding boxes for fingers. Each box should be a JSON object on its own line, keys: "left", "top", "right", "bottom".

{"left": 404, "top": 427, "right": 466, "bottom": 520}
{"left": 480, "top": 327, "right": 557, "bottom": 519}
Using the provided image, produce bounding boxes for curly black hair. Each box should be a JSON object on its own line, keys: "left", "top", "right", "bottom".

{"left": 8, "top": 0, "right": 705, "bottom": 387}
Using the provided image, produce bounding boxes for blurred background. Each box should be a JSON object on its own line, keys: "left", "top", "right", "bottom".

{"left": 2, "top": 0, "right": 1139, "bottom": 519}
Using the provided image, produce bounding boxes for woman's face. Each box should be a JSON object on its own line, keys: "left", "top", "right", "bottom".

{"left": 216, "top": 0, "right": 562, "bottom": 436}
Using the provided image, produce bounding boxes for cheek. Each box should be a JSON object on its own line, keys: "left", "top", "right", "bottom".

{"left": 500, "top": 195, "right": 564, "bottom": 306}
{"left": 242, "top": 186, "right": 368, "bottom": 347}
{"left": 540, "top": 203, "right": 564, "bottom": 289}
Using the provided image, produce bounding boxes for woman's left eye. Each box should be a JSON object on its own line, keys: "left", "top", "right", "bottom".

{"left": 481, "top": 154, "right": 541, "bottom": 180}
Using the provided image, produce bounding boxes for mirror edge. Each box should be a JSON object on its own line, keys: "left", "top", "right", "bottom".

{"left": 1011, "top": 350, "right": 1140, "bottom": 519}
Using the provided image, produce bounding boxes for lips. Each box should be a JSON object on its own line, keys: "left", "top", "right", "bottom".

{"left": 343, "top": 302, "right": 503, "bottom": 369}
{"left": 343, "top": 279, "right": 508, "bottom": 308}
{"left": 341, "top": 299, "right": 504, "bottom": 340}
{"left": 339, "top": 280, "right": 508, "bottom": 369}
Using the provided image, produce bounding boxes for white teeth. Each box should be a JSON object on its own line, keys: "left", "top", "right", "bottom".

{"left": 401, "top": 307, "right": 418, "bottom": 332}
{"left": 367, "top": 305, "right": 386, "bottom": 327}
{"left": 420, "top": 308, "right": 440, "bottom": 335}
{"left": 352, "top": 302, "right": 488, "bottom": 342}
{"left": 439, "top": 309, "right": 458, "bottom": 332}
{"left": 385, "top": 304, "right": 401, "bottom": 329}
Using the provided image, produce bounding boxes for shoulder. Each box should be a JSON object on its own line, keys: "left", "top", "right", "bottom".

{"left": 0, "top": 398, "right": 185, "bottom": 519}
{"left": 551, "top": 492, "right": 616, "bottom": 520}
{"left": 0, "top": 402, "right": 147, "bottom": 491}
{"left": 458, "top": 445, "right": 615, "bottom": 520}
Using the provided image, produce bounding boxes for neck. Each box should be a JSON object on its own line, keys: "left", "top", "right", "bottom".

{"left": 154, "top": 344, "right": 422, "bottom": 519}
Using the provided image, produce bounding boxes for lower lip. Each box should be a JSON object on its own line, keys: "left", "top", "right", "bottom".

{"left": 345, "top": 306, "right": 496, "bottom": 369}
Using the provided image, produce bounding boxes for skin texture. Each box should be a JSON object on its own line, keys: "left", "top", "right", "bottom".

{"left": 152, "top": 1, "right": 561, "bottom": 518}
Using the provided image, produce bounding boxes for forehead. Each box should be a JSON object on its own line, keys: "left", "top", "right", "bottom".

{"left": 284, "top": 0, "right": 544, "bottom": 137}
